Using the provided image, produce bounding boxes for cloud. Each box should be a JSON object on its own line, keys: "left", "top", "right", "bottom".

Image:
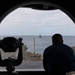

{"left": 0, "top": 8, "right": 75, "bottom": 36}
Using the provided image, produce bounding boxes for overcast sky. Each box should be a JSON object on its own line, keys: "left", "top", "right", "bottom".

{"left": 0, "top": 8, "right": 75, "bottom": 36}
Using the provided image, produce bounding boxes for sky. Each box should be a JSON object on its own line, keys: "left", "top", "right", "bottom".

{"left": 0, "top": 7, "right": 75, "bottom": 36}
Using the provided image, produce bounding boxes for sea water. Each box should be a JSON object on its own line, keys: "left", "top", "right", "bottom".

{"left": 21, "top": 36, "right": 75, "bottom": 54}
{"left": 0, "top": 36, "right": 75, "bottom": 55}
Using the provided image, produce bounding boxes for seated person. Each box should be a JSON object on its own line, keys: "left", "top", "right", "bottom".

{"left": 43, "top": 33, "right": 75, "bottom": 75}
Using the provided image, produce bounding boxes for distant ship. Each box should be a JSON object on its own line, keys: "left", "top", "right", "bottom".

{"left": 39, "top": 34, "right": 42, "bottom": 38}
{"left": 31, "top": 53, "right": 42, "bottom": 57}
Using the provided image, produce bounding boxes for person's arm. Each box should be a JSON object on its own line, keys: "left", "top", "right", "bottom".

{"left": 43, "top": 50, "right": 48, "bottom": 71}
{"left": 69, "top": 48, "right": 75, "bottom": 62}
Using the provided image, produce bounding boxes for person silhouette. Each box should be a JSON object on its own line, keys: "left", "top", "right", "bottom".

{"left": 43, "top": 33, "right": 75, "bottom": 75}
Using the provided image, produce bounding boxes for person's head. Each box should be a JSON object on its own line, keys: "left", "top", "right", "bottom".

{"left": 52, "top": 33, "right": 63, "bottom": 45}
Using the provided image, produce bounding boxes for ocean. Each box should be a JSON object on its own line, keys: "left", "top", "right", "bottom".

{"left": 21, "top": 36, "right": 75, "bottom": 54}
{"left": 1, "top": 36, "right": 75, "bottom": 55}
